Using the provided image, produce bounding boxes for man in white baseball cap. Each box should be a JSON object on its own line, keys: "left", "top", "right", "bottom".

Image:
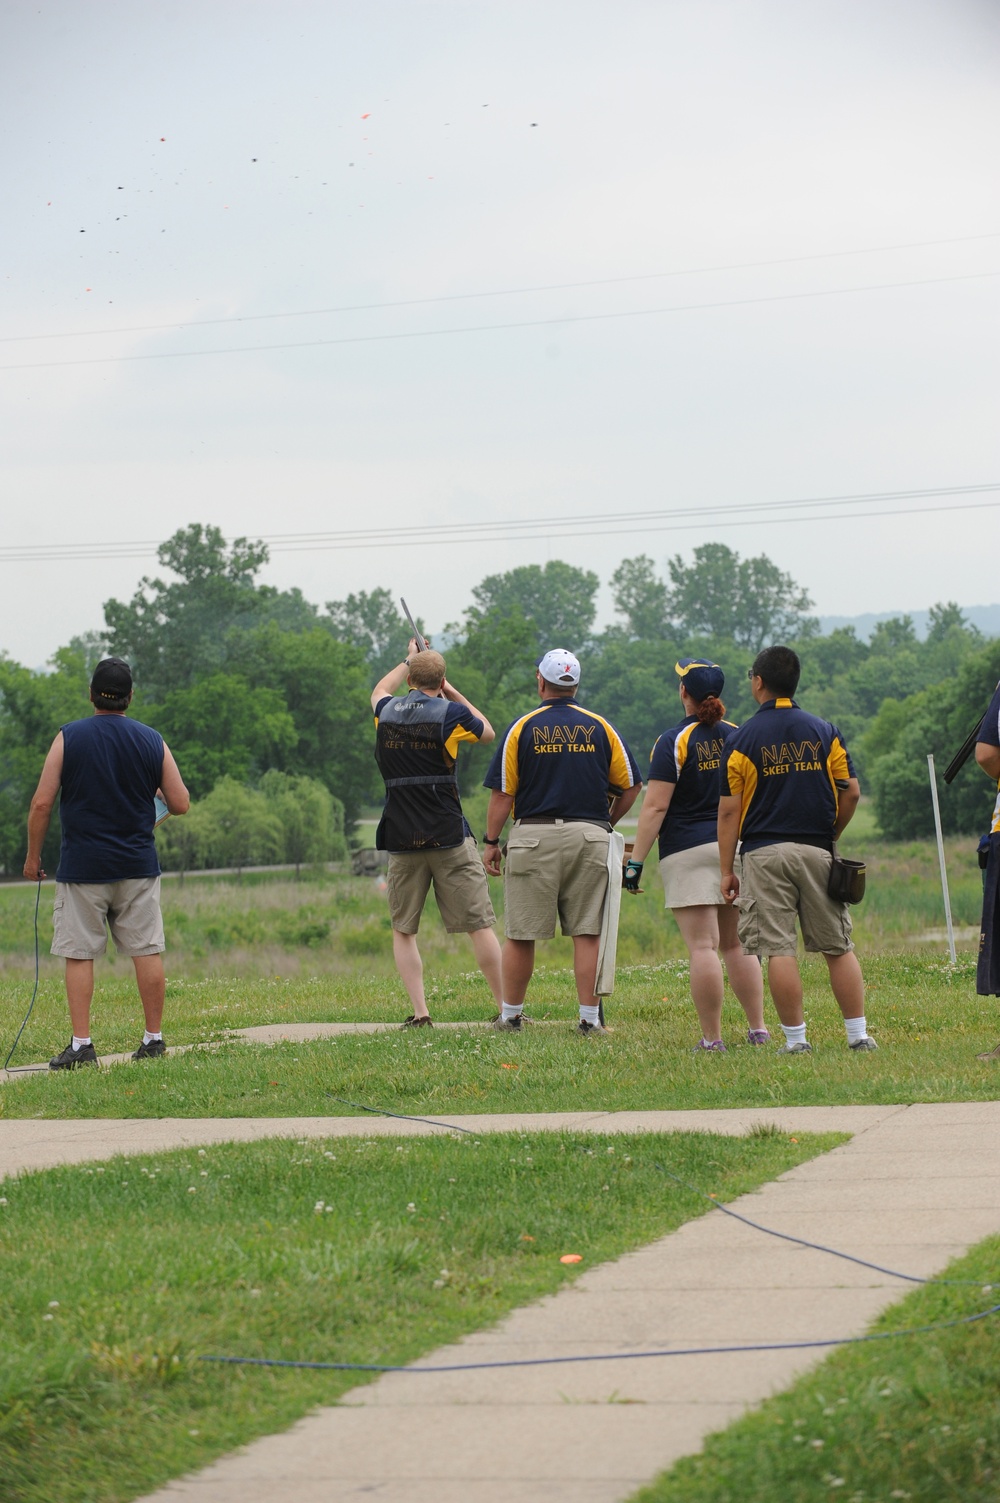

{"left": 482, "top": 649, "right": 641, "bottom": 1034}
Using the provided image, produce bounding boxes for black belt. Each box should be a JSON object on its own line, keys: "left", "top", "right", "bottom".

{"left": 515, "top": 817, "right": 612, "bottom": 831}
{"left": 383, "top": 775, "right": 457, "bottom": 788}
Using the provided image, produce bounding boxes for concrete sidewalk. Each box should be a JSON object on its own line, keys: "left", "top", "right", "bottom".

{"left": 4, "top": 1102, "right": 999, "bottom": 1502}
{"left": 0, "top": 1104, "right": 897, "bottom": 1176}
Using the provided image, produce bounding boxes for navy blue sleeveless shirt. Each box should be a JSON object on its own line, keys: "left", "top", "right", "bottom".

{"left": 56, "top": 716, "right": 165, "bottom": 882}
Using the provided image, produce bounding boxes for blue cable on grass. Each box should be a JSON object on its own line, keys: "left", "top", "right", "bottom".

{"left": 3, "top": 880, "right": 47, "bottom": 1074}
{"left": 200, "top": 1301, "right": 1000, "bottom": 1373}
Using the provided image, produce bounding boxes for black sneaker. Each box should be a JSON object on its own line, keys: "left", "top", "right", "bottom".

{"left": 401, "top": 1015, "right": 433, "bottom": 1028}
{"left": 49, "top": 1040, "right": 98, "bottom": 1070}
{"left": 576, "top": 1020, "right": 609, "bottom": 1037}
{"left": 132, "top": 1038, "right": 167, "bottom": 1060}
{"left": 848, "top": 1036, "right": 878, "bottom": 1052}
{"left": 491, "top": 1014, "right": 523, "bottom": 1031}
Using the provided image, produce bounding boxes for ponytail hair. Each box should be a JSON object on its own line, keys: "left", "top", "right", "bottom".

{"left": 693, "top": 694, "right": 726, "bottom": 726}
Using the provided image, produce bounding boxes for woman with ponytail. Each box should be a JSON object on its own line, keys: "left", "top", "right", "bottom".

{"left": 625, "top": 657, "right": 771, "bottom": 1052}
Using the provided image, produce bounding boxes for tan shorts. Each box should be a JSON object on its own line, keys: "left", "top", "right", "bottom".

{"left": 660, "top": 841, "right": 727, "bottom": 908}
{"left": 51, "top": 878, "right": 165, "bottom": 960}
{"left": 737, "top": 844, "right": 853, "bottom": 957}
{"left": 387, "top": 837, "right": 497, "bottom": 935}
{"left": 503, "top": 820, "right": 610, "bottom": 940}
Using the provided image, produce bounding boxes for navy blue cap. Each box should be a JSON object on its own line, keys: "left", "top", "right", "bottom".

{"left": 675, "top": 656, "right": 724, "bottom": 701}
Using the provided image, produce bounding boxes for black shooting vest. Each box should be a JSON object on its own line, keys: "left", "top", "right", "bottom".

{"left": 374, "top": 692, "right": 468, "bottom": 853}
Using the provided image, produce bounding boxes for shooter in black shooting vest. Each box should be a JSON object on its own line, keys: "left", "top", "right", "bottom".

{"left": 372, "top": 640, "right": 503, "bottom": 1027}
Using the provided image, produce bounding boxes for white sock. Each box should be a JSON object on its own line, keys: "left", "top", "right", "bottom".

{"left": 781, "top": 1023, "right": 807, "bottom": 1047}
{"left": 844, "top": 1016, "right": 868, "bottom": 1045}
{"left": 579, "top": 1004, "right": 601, "bottom": 1026}
{"left": 501, "top": 1003, "right": 523, "bottom": 1022}
{"left": 72, "top": 1035, "right": 91, "bottom": 1049}
{"left": 143, "top": 1031, "right": 163, "bottom": 1045}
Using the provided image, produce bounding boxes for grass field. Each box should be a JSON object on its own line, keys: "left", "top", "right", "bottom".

{"left": 1, "top": 949, "right": 997, "bottom": 1118}
{"left": 0, "top": 1129, "right": 835, "bottom": 1503}
{"left": 0, "top": 818, "right": 986, "bottom": 982}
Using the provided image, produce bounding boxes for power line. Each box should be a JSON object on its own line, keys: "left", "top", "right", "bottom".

{"left": 0, "top": 483, "right": 992, "bottom": 559}
{"left": 1, "top": 486, "right": 996, "bottom": 563}
{"left": 1, "top": 270, "right": 995, "bottom": 375}
{"left": 4, "top": 230, "right": 998, "bottom": 346}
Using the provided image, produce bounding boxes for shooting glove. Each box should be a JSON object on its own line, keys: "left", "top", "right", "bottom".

{"left": 623, "top": 858, "right": 644, "bottom": 894}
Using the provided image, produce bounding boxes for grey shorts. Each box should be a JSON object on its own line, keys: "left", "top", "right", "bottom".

{"left": 51, "top": 878, "right": 166, "bottom": 960}
{"left": 503, "top": 820, "right": 610, "bottom": 940}
{"left": 737, "top": 844, "right": 854, "bottom": 957}
{"left": 387, "top": 837, "right": 497, "bottom": 935}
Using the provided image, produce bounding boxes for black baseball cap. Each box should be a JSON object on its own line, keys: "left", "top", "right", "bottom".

{"left": 90, "top": 657, "right": 133, "bottom": 700}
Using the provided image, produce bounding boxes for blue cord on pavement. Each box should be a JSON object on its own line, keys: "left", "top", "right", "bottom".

{"left": 651, "top": 1163, "right": 988, "bottom": 1287}
{"left": 200, "top": 1300, "right": 1000, "bottom": 1373}
{"left": 324, "top": 1095, "right": 475, "bottom": 1134}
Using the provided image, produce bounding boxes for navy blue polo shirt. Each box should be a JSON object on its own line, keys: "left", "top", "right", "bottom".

{"left": 484, "top": 699, "right": 641, "bottom": 822}
{"left": 719, "top": 698, "right": 855, "bottom": 854}
{"left": 649, "top": 715, "right": 738, "bottom": 858}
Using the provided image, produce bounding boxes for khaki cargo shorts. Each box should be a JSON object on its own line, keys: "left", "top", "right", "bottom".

{"left": 387, "top": 836, "right": 497, "bottom": 935}
{"left": 51, "top": 878, "right": 166, "bottom": 960}
{"left": 737, "top": 843, "right": 853, "bottom": 957}
{"left": 503, "top": 820, "right": 610, "bottom": 940}
{"left": 660, "top": 840, "right": 728, "bottom": 908}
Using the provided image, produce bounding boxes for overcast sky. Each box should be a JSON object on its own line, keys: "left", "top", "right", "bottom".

{"left": 2, "top": 0, "right": 998, "bottom": 669}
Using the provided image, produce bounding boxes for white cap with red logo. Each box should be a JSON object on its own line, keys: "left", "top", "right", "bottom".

{"left": 537, "top": 649, "right": 581, "bottom": 687}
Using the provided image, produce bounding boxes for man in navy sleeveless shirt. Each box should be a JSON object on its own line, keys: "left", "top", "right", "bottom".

{"left": 23, "top": 657, "right": 190, "bottom": 1069}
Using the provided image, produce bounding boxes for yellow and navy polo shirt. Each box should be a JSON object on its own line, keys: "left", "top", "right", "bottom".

{"left": 483, "top": 700, "right": 641, "bottom": 822}
{"left": 648, "top": 715, "right": 738, "bottom": 859}
{"left": 719, "top": 698, "right": 855, "bottom": 854}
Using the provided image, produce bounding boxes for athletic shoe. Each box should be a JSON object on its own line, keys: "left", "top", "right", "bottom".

{"left": 401, "top": 1015, "right": 433, "bottom": 1028}
{"left": 849, "top": 1036, "right": 878, "bottom": 1051}
{"left": 747, "top": 1029, "right": 772, "bottom": 1045}
{"left": 576, "top": 1020, "right": 609, "bottom": 1037}
{"left": 776, "top": 1040, "right": 813, "bottom": 1054}
{"left": 491, "top": 1014, "right": 524, "bottom": 1031}
{"left": 693, "top": 1038, "right": 727, "bottom": 1053}
{"left": 49, "top": 1040, "right": 98, "bottom": 1070}
{"left": 132, "top": 1038, "right": 167, "bottom": 1060}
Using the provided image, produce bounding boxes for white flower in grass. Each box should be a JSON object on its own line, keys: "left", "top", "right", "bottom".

{"left": 406, "top": 1202, "right": 416, "bottom": 1213}
{"left": 314, "top": 1200, "right": 325, "bottom": 1212}
{"left": 42, "top": 1314, "right": 54, "bottom": 1322}
{"left": 188, "top": 1187, "right": 197, "bottom": 1194}
{"left": 48, "top": 1301, "right": 59, "bottom": 1308}
{"left": 0, "top": 1197, "right": 7, "bottom": 1206}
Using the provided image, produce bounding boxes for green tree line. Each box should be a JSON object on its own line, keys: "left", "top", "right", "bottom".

{"left": 1, "top": 523, "right": 997, "bottom": 873}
